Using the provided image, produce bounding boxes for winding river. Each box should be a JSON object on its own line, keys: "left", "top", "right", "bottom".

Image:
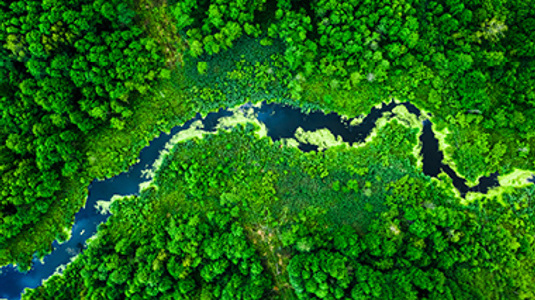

{"left": 0, "top": 101, "right": 530, "bottom": 299}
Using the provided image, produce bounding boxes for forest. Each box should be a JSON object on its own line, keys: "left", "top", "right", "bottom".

{"left": 0, "top": 0, "right": 534, "bottom": 299}
{"left": 22, "top": 123, "right": 535, "bottom": 299}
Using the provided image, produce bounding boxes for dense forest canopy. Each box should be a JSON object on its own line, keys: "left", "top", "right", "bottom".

{"left": 0, "top": 0, "right": 173, "bottom": 268}
{"left": 23, "top": 123, "right": 535, "bottom": 299}
{"left": 168, "top": 0, "right": 535, "bottom": 180}
{"left": 1, "top": 0, "right": 534, "bottom": 299}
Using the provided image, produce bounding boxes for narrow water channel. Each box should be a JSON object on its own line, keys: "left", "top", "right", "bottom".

{"left": 419, "top": 120, "right": 499, "bottom": 197}
{"left": 0, "top": 101, "right": 527, "bottom": 299}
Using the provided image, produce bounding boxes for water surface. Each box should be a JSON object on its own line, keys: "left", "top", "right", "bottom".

{"left": 0, "top": 101, "right": 520, "bottom": 299}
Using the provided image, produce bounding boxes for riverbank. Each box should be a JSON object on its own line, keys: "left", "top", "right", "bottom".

{"left": 22, "top": 111, "right": 535, "bottom": 299}
{"left": 8, "top": 96, "right": 532, "bottom": 299}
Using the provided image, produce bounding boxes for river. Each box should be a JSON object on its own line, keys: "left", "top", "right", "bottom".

{"left": 0, "top": 101, "right": 525, "bottom": 299}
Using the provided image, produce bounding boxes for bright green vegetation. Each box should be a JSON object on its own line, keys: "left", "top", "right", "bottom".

{"left": 166, "top": 0, "right": 535, "bottom": 184}
{"left": 0, "top": 0, "right": 188, "bottom": 268}
{"left": 24, "top": 122, "right": 535, "bottom": 299}
{"left": 2, "top": 0, "right": 535, "bottom": 298}
{"left": 180, "top": 0, "right": 535, "bottom": 181}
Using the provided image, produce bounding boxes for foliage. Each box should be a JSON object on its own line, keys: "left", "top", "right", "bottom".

{"left": 173, "top": 0, "right": 535, "bottom": 180}
{"left": 24, "top": 191, "right": 272, "bottom": 299}
{"left": 171, "top": 0, "right": 266, "bottom": 57}
{"left": 24, "top": 122, "right": 535, "bottom": 299}
{"left": 0, "top": 0, "right": 167, "bottom": 268}
{"left": 3, "top": 2, "right": 535, "bottom": 298}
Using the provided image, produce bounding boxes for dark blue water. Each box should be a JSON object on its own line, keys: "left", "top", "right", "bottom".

{"left": 419, "top": 120, "right": 500, "bottom": 197}
{"left": 257, "top": 99, "right": 420, "bottom": 151}
{"left": 0, "top": 111, "right": 229, "bottom": 300}
{"left": 0, "top": 101, "right": 530, "bottom": 299}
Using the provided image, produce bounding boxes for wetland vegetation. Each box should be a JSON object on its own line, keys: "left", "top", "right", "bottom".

{"left": 1, "top": 0, "right": 535, "bottom": 299}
